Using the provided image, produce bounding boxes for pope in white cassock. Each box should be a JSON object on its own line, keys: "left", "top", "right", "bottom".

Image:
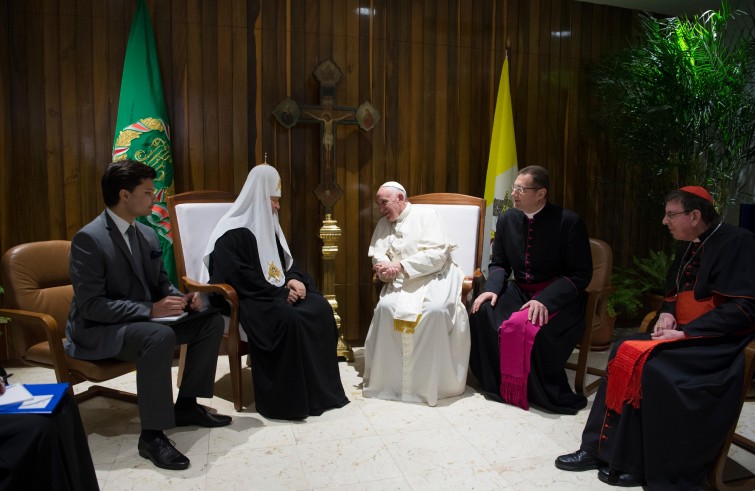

{"left": 363, "top": 181, "right": 471, "bottom": 406}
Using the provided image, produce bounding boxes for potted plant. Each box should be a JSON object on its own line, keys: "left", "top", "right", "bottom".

{"left": 606, "top": 249, "right": 674, "bottom": 332}
{"left": 590, "top": 1, "right": 755, "bottom": 219}
{"left": 0, "top": 286, "right": 7, "bottom": 324}
{"left": 584, "top": 272, "right": 642, "bottom": 351}
{"left": 607, "top": 274, "right": 643, "bottom": 319}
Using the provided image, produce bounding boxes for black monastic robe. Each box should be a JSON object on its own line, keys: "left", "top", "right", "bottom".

{"left": 208, "top": 228, "right": 349, "bottom": 420}
{"left": 580, "top": 222, "right": 755, "bottom": 490}
{"left": 470, "top": 202, "right": 593, "bottom": 414}
{"left": 0, "top": 392, "right": 99, "bottom": 490}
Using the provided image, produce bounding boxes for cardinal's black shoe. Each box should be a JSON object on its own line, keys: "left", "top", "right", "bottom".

{"left": 598, "top": 467, "right": 644, "bottom": 487}
{"left": 554, "top": 450, "right": 602, "bottom": 471}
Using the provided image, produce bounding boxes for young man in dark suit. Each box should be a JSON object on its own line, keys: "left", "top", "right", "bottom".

{"left": 65, "top": 160, "right": 231, "bottom": 470}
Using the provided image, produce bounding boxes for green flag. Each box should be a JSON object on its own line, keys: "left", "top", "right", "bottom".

{"left": 113, "top": 0, "right": 178, "bottom": 287}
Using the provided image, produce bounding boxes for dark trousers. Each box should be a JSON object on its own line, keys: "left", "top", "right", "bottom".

{"left": 114, "top": 312, "right": 225, "bottom": 430}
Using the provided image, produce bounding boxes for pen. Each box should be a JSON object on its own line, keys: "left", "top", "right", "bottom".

{"left": 0, "top": 367, "right": 11, "bottom": 385}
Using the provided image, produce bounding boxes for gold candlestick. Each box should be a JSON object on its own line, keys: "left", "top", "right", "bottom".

{"left": 319, "top": 213, "right": 354, "bottom": 361}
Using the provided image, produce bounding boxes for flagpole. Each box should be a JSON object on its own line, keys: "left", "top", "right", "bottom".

{"left": 480, "top": 52, "right": 518, "bottom": 276}
{"left": 112, "top": 0, "right": 178, "bottom": 286}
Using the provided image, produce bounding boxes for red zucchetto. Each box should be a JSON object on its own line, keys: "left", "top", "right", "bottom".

{"left": 679, "top": 186, "right": 713, "bottom": 203}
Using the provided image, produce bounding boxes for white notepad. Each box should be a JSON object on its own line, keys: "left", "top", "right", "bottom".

{"left": 0, "top": 384, "right": 34, "bottom": 406}
{"left": 150, "top": 311, "right": 189, "bottom": 323}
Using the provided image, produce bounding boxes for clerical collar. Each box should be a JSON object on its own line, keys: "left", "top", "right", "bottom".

{"left": 524, "top": 204, "right": 546, "bottom": 219}
{"left": 106, "top": 207, "right": 133, "bottom": 235}
{"left": 395, "top": 202, "right": 412, "bottom": 223}
{"left": 692, "top": 221, "right": 721, "bottom": 243}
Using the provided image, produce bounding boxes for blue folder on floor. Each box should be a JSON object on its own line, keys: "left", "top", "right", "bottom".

{"left": 0, "top": 383, "right": 69, "bottom": 414}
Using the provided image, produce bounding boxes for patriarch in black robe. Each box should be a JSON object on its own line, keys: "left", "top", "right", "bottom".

{"left": 203, "top": 163, "right": 349, "bottom": 420}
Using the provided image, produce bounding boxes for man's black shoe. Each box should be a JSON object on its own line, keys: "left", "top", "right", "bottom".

{"left": 138, "top": 434, "right": 190, "bottom": 470}
{"left": 554, "top": 450, "right": 602, "bottom": 471}
{"left": 598, "top": 467, "right": 643, "bottom": 487}
{"left": 175, "top": 404, "right": 232, "bottom": 428}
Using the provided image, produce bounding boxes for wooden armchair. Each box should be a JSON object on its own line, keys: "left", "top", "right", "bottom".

{"left": 709, "top": 339, "right": 755, "bottom": 491}
{"left": 167, "top": 191, "right": 248, "bottom": 411}
{"left": 564, "top": 238, "right": 613, "bottom": 396}
{"left": 638, "top": 313, "right": 755, "bottom": 490}
{"left": 0, "top": 240, "right": 137, "bottom": 403}
{"left": 406, "top": 193, "right": 486, "bottom": 301}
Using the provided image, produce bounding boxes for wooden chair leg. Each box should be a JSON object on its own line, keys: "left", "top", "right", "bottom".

{"left": 75, "top": 385, "right": 139, "bottom": 404}
{"left": 709, "top": 432, "right": 755, "bottom": 491}
{"left": 565, "top": 311, "right": 605, "bottom": 396}
{"left": 565, "top": 346, "right": 604, "bottom": 397}
{"left": 176, "top": 344, "right": 187, "bottom": 387}
{"left": 708, "top": 341, "right": 755, "bottom": 490}
{"left": 571, "top": 342, "right": 588, "bottom": 395}
{"left": 227, "top": 340, "right": 243, "bottom": 412}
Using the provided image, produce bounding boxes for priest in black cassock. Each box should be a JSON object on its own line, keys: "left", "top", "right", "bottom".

{"left": 202, "top": 163, "right": 349, "bottom": 420}
{"left": 469, "top": 165, "right": 592, "bottom": 414}
{"left": 556, "top": 186, "right": 755, "bottom": 489}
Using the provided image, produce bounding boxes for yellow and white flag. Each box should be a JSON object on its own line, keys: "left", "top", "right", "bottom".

{"left": 481, "top": 57, "right": 518, "bottom": 276}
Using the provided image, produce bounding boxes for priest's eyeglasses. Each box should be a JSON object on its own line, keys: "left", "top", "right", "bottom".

{"left": 511, "top": 185, "right": 542, "bottom": 194}
{"left": 664, "top": 209, "right": 691, "bottom": 221}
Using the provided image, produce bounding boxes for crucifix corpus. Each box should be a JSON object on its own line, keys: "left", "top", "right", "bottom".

{"left": 273, "top": 59, "right": 380, "bottom": 362}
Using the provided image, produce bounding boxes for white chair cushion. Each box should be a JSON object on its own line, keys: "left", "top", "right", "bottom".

{"left": 174, "top": 202, "right": 248, "bottom": 342}
{"left": 174, "top": 203, "right": 233, "bottom": 281}
{"left": 412, "top": 203, "right": 480, "bottom": 277}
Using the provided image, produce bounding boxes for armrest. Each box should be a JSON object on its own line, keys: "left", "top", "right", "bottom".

{"left": 0, "top": 308, "right": 64, "bottom": 347}
{"left": 470, "top": 269, "right": 484, "bottom": 297}
{"left": 0, "top": 308, "right": 72, "bottom": 382}
{"left": 639, "top": 311, "right": 658, "bottom": 333}
{"left": 182, "top": 277, "right": 239, "bottom": 310}
{"left": 585, "top": 284, "right": 613, "bottom": 297}
{"left": 578, "top": 287, "right": 612, "bottom": 355}
{"left": 585, "top": 286, "right": 613, "bottom": 321}
{"left": 181, "top": 277, "right": 242, "bottom": 347}
{"left": 372, "top": 272, "right": 387, "bottom": 294}
{"left": 373, "top": 269, "right": 480, "bottom": 300}
{"left": 462, "top": 278, "right": 473, "bottom": 292}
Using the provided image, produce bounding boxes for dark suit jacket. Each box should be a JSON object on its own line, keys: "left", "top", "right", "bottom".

{"left": 65, "top": 211, "right": 182, "bottom": 360}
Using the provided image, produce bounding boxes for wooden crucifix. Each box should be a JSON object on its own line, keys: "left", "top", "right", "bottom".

{"left": 273, "top": 59, "right": 379, "bottom": 214}
{"left": 273, "top": 59, "right": 379, "bottom": 361}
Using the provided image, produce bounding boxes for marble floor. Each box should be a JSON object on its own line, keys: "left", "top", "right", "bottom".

{"left": 9, "top": 346, "right": 755, "bottom": 490}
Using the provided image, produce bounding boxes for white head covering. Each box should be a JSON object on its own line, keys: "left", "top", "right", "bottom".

{"left": 379, "top": 181, "right": 407, "bottom": 198}
{"left": 202, "top": 164, "right": 293, "bottom": 286}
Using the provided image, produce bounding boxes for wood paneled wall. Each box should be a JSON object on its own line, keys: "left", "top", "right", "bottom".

{"left": 1, "top": 0, "right": 664, "bottom": 348}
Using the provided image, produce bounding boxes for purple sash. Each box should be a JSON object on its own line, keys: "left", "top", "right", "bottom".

{"left": 498, "top": 281, "right": 554, "bottom": 410}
